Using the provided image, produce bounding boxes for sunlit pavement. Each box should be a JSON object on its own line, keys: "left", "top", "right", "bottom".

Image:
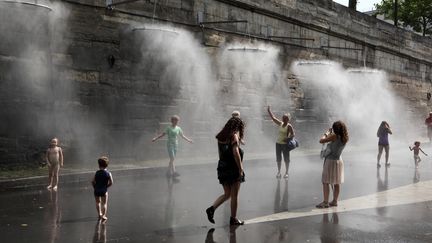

{"left": 2, "top": 146, "right": 432, "bottom": 242}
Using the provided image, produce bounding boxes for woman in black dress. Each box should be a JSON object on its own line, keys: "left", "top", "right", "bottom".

{"left": 206, "top": 117, "right": 245, "bottom": 225}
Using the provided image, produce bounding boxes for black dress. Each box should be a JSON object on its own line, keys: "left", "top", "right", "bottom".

{"left": 217, "top": 142, "right": 244, "bottom": 185}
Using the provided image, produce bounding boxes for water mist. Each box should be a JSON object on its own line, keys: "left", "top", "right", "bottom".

{"left": 216, "top": 43, "right": 290, "bottom": 152}
{"left": 292, "top": 61, "right": 417, "bottom": 147}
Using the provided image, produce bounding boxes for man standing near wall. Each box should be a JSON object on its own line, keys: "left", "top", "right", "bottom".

{"left": 425, "top": 112, "right": 432, "bottom": 142}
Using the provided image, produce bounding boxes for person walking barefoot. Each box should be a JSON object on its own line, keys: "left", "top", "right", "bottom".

{"left": 92, "top": 156, "right": 113, "bottom": 221}
{"left": 46, "top": 138, "right": 63, "bottom": 190}
{"left": 377, "top": 121, "right": 392, "bottom": 167}
{"left": 152, "top": 115, "right": 193, "bottom": 177}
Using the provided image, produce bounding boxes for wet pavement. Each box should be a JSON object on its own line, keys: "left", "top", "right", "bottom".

{"left": 2, "top": 147, "right": 432, "bottom": 242}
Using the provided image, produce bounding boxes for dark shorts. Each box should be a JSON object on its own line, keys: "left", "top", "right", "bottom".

{"left": 94, "top": 189, "right": 107, "bottom": 197}
{"left": 217, "top": 160, "right": 245, "bottom": 185}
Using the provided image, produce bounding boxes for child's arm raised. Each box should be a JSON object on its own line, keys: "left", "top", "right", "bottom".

{"left": 152, "top": 132, "right": 166, "bottom": 142}
{"left": 409, "top": 146, "right": 413, "bottom": 151}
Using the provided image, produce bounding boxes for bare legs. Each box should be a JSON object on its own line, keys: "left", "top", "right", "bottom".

{"left": 276, "top": 160, "right": 282, "bottom": 177}
{"left": 95, "top": 194, "right": 109, "bottom": 220}
{"left": 414, "top": 156, "right": 421, "bottom": 168}
{"left": 322, "top": 183, "right": 330, "bottom": 203}
{"left": 318, "top": 183, "right": 340, "bottom": 207}
{"left": 47, "top": 164, "right": 59, "bottom": 190}
{"left": 212, "top": 184, "right": 231, "bottom": 209}
{"left": 167, "top": 145, "right": 179, "bottom": 176}
{"left": 168, "top": 157, "right": 176, "bottom": 174}
{"left": 377, "top": 146, "right": 383, "bottom": 166}
{"left": 95, "top": 197, "right": 101, "bottom": 218}
{"left": 283, "top": 161, "right": 289, "bottom": 178}
{"left": 384, "top": 146, "right": 390, "bottom": 164}
{"left": 377, "top": 145, "right": 390, "bottom": 166}
{"left": 207, "top": 182, "right": 242, "bottom": 224}
{"left": 230, "top": 182, "right": 241, "bottom": 218}
{"left": 332, "top": 185, "right": 340, "bottom": 204}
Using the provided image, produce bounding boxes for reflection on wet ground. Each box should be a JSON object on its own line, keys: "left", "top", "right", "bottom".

{"left": 1, "top": 147, "right": 432, "bottom": 242}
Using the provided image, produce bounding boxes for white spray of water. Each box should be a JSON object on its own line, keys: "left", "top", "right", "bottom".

{"left": 134, "top": 24, "right": 218, "bottom": 156}
{"left": 291, "top": 60, "right": 417, "bottom": 146}
{"left": 217, "top": 43, "right": 290, "bottom": 150}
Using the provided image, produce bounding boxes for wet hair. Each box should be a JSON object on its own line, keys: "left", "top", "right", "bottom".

{"left": 332, "top": 120, "right": 349, "bottom": 145}
{"left": 49, "top": 138, "right": 59, "bottom": 148}
{"left": 414, "top": 141, "right": 420, "bottom": 146}
{"left": 282, "top": 113, "right": 291, "bottom": 122}
{"left": 216, "top": 117, "right": 245, "bottom": 142}
{"left": 171, "top": 115, "right": 180, "bottom": 122}
{"left": 98, "top": 156, "right": 109, "bottom": 168}
{"left": 377, "top": 121, "right": 389, "bottom": 137}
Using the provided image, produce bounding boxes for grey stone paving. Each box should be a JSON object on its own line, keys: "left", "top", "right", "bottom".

{"left": 1, "top": 147, "right": 432, "bottom": 242}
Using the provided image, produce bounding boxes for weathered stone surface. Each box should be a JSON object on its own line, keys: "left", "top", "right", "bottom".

{"left": 0, "top": 0, "right": 431, "bottom": 166}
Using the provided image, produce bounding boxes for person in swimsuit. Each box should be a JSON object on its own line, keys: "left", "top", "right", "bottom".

{"left": 267, "top": 105, "right": 295, "bottom": 178}
{"left": 206, "top": 117, "right": 245, "bottom": 225}
{"left": 152, "top": 115, "right": 193, "bottom": 177}
{"left": 409, "top": 141, "right": 428, "bottom": 168}
{"left": 92, "top": 156, "right": 113, "bottom": 221}
{"left": 377, "top": 121, "right": 392, "bottom": 167}
{"left": 46, "top": 138, "right": 63, "bottom": 190}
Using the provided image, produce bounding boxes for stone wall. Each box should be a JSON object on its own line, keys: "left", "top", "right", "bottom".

{"left": 0, "top": 0, "right": 431, "bottom": 166}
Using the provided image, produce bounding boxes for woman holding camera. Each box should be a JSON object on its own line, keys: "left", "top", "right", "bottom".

{"left": 316, "top": 121, "right": 349, "bottom": 208}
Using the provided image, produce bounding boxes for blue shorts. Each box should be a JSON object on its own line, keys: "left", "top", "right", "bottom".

{"left": 94, "top": 189, "right": 107, "bottom": 197}
{"left": 167, "top": 144, "right": 178, "bottom": 159}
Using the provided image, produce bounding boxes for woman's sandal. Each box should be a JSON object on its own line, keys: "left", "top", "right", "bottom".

{"left": 206, "top": 206, "right": 215, "bottom": 224}
{"left": 329, "top": 201, "right": 338, "bottom": 207}
{"left": 316, "top": 202, "right": 329, "bottom": 208}
{"left": 230, "top": 217, "right": 244, "bottom": 225}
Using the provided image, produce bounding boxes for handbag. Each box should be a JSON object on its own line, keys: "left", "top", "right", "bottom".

{"left": 285, "top": 124, "right": 299, "bottom": 151}
{"left": 286, "top": 138, "right": 299, "bottom": 151}
{"left": 320, "top": 143, "right": 331, "bottom": 159}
